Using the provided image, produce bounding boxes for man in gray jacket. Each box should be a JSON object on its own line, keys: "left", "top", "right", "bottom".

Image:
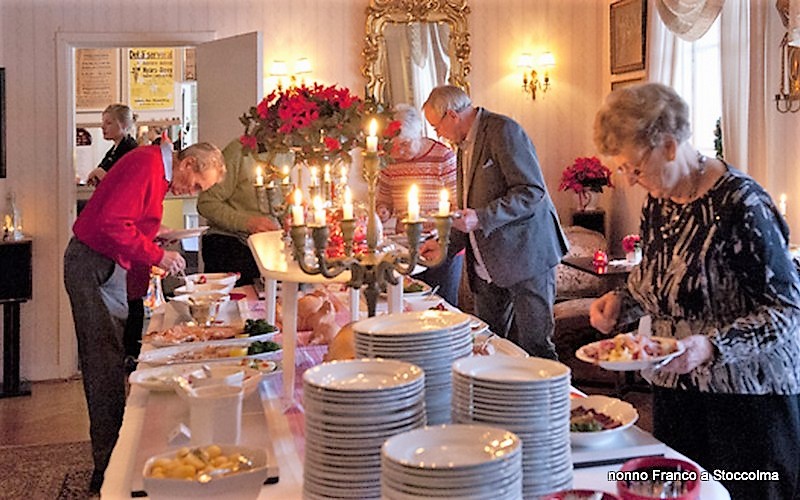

{"left": 421, "top": 85, "right": 568, "bottom": 359}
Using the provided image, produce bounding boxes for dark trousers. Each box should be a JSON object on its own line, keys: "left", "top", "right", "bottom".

{"left": 201, "top": 233, "right": 260, "bottom": 286}
{"left": 63, "top": 238, "right": 127, "bottom": 479}
{"left": 123, "top": 298, "right": 144, "bottom": 359}
{"left": 471, "top": 266, "right": 557, "bottom": 359}
{"left": 653, "top": 386, "right": 800, "bottom": 500}
{"left": 416, "top": 252, "right": 463, "bottom": 306}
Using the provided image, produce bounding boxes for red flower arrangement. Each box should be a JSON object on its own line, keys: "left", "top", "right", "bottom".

{"left": 239, "top": 83, "right": 400, "bottom": 166}
{"left": 558, "top": 156, "right": 614, "bottom": 195}
{"left": 622, "top": 234, "right": 642, "bottom": 253}
{"left": 325, "top": 209, "right": 368, "bottom": 259}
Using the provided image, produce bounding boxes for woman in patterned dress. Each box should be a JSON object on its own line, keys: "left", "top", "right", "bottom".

{"left": 590, "top": 83, "right": 800, "bottom": 499}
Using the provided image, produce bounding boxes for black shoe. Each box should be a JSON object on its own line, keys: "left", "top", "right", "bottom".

{"left": 88, "top": 469, "right": 104, "bottom": 495}
{"left": 124, "top": 355, "right": 138, "bottom": 374}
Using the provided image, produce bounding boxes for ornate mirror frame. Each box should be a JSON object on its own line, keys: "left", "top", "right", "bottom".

{"left": 362, "top": 0, "right": 471, "bottom": 102}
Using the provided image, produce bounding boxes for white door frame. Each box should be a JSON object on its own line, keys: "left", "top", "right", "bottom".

{"left": 55, "top": 31, "right": 215, "bottom": 378}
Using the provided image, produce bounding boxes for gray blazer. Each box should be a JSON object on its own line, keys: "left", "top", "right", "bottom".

{"left": 451, "top": 109, "right": 568, "bottom": 288}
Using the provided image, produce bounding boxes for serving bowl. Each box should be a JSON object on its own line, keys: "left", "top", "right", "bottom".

{"left": 184, "top": 272, "right": 240, "bottom": 288}
{"left": 170, "top": 291, "right": 231, "bottom": 305}
{"left": 174, "top": 282, "right": 234, "bottom": 295}
{"left": 403, "top": 295, "right": 444, "bottom": 312}
{"left": 143, "top": 444, "right": 268, "bottom": 500}
{"left": 543, "top": 490, "right": 621, "bottom": 500}
{"left": 617, "top": 457, "right": 701, "bottom": 500}
{"left": 570, "top": 395, "right": 638, "bottom": 448}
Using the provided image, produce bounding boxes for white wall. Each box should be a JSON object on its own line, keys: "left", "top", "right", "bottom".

{"left": 11, "top": 0, "right": 796, "bottom": 380}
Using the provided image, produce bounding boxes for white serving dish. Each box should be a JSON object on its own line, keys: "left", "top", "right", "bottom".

{"left": 184, "top": 272, "right": 240, "bottom": 288}
{"left": 570, "top": 395, "right": 638, "bottom": 448}
{"left": 142, "top": 445, "right": 268, "bottom": 500}
{"left": 174, "top": 282, "right": 234, "bottom": 295}
{"left": 137, "top": 339, "right": 282, "bottom": 366}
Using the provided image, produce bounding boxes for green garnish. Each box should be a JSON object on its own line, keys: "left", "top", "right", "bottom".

{"left": 247, "top": 340, "right": 281, "bottom": 355}
{"left": 244, "top": 319, "right": 278, "bottom": 335}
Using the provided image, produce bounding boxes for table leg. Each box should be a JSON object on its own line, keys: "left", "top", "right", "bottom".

{"left": 264, "top": 278, "right": 277, "bottom": 324}
{"left": 348, "top": 287, "right": 359, "bottom": 323}
{"left": 280, "top": 282, "right": 298, "bottom": 410}
{"left": 1, "top": 302, "right": 31, "bottom": 398}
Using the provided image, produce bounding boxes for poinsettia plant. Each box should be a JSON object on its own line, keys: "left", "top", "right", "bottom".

{"left": 239, "top": 83, "right": 400, "bottom": 166}
{"left": 622, "top": 234, "right": 642, "bottom": 253}
{"left": 558, "top": 156, "right": 614, "bottom": 194}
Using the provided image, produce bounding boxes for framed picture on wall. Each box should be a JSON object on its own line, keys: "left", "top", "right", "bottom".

{"left": 611, "top": 77, "right": 643, "bottom": 91}
{"left": 610, "top": 0, "right": 647, "bottom": 74}
{"left": 0, "top": 68, "right": 5, "bottom": 179}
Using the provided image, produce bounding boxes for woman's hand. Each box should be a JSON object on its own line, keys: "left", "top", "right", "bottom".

{"left": 658, "top": 335, "right": 714, "bottom": 374}
{"left": 589, "top": 292, "right": 622, "bottom": 334}
{"left": 86, "top": 167, "right": 106, "bottom": 186}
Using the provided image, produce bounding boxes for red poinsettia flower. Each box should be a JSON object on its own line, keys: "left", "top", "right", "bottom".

{"left": 559, "top": 156, "right": 614, "bottom": 194}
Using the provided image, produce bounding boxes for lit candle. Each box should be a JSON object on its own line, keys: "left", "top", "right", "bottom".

{"left": 366, "top": 119, "right": 378, "bottom": 153}
{"left": 438, "top": 189, "right": 450, "bottom": 217}
{"left": 310, "top": 166, "right": 319, "bottom": 187}
{"left": 780, "top": 193, "right": 788, "bottom": 217}
{"left": 267, "top": 180, "right": 275, "bottom": 188}
{"left": 343, "top": 186, "right": 354, "bottom": 220}
{"left": 282, "top": 165, "right": 290, "bottom": 185}
{"left": 313, "top": 195, "right": 326, "bottom": 226}
{"left": 323, "top": 164, "right": 331, "bottom": 183}
{"left": 255, "top": 166, "right": 264, "bottom": 186}
{"left": 407, "top": 184, "right": 420, "bottom": 222}
{"left": 340, "top": 164, "right": 348, "bottom": 185}
{"left": 291, "top": 189, "right": 304, "bottom": 226}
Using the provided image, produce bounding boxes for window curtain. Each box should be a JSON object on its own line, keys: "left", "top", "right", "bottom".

{"left": 720, "top": 0, "right": 754, "bottom": 173}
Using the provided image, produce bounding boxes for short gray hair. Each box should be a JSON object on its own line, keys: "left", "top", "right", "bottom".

{"left": 179, "top": 142, "right": 227, "bottom": 176}
{"left": 593, "top": 82, "right": 691, "bottom": 156}
{"left": 423, "top": 85, "right": 472, "bottom": 117}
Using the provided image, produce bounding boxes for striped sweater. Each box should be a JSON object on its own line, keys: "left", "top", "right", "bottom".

{"left": 376, "top": 140, "right": 457, "bottom": 218}
{"left": 623, "top": 166, "right": 800, "bottom": 395}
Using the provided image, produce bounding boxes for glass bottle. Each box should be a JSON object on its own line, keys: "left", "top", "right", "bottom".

{"left": 8, "top": 192, "right": 22, "bottom": 239}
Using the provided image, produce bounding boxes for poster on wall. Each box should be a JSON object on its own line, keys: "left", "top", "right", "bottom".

{"left": 76, "top": 48, "right": 120, "bottom": 111}
{"left": 127, "top": 47, "right": 175, "bottom": 110}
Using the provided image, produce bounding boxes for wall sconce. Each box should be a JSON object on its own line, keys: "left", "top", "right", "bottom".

{"left": 776, "top": 0, "right": 800, "bottom": 112}
{"left": 270, "top": 58, "right": 313, "bottom": 91}
{"left": 518, "top": 52, "right": 555, "bottom": 100}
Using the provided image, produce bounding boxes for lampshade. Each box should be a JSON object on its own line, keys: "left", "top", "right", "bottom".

{"left": 538, "top": 52, "right": 556, "bottom": 68}
{"left": 270, "top": 60, "right": 288, "bottom": 77}
{"left": 294, "top": 58, "right": 312, "bottom": 75}
{"left": 517, "top": 53, "right": 534, "bottom": 69}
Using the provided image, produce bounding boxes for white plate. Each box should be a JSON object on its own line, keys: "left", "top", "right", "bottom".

{"left": 303, "top": 358, "right": 424, "bottom": 392}
{"left": 184, "top": 272, "right": 240, "bottom": 287}
{"left": 143, "top": 326, "right": 277, "bottom": 348}
{"left": 155, "top": 226, "right": 209, "bottom": 241}
{"left": 452, "top": 356, "right": 571, "bottom": 384}
{"left": 570, "top": 395, "right": 638, "bottom": 447}
{"left": 128, "top": 360, "right": 277, "bottom": 396}
{"left": 575, "top": 335, "right": 685, "bottom": 371}
{"left": 382, "top": 424, "right": 521, "bottom": 470}
{"left": 353, "top": 310, "right": 472, "bottom": 335}
{"left": 137, "top": 339, "right": 282, "bottom": 365}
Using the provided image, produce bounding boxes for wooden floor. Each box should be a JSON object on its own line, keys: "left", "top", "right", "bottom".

{"left": 0, "top": 377, "right": 90, "bottom": 447}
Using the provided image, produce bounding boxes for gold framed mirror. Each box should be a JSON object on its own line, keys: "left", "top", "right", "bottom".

{"left": 362, "top": 0, "right": 471, "bottom": 107}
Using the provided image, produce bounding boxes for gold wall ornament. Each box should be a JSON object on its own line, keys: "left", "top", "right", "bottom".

{"left": 362, "top": 0, "right": 471, "bottom": 105}
{"left": 776, "top": 0, "right": 800, "bottom": 112}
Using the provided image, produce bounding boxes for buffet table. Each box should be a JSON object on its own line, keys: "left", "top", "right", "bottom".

{"left": 103, "top": 284, "right": 730, "bottom": 499}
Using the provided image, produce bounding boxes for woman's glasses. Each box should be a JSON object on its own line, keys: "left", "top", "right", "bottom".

{"left": 617, "top": 147, "right": 652, "bottom": 179}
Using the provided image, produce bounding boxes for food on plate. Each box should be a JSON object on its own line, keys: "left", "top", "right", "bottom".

{"left": 402, "top": 276, "right": 426, "bottom": 293}
{"left": 570, "top": 406, "right": 622, "bottom": 432}
{"left": 145, "top": 445, "right": 253, "bottom": 480}
{"left": 582, "top": 333, "right": 677, "bottom": 363}
{"left": 246, "top": 340, "right": 281, "bottom": 355}
{"left": 143, "top": 325, "right": 245, "bottom": 345}
{"left": 238, "top": 358, "right": 279, "bottom": 373}
{"left": 323, "top": 323, "right": 355, "bottom": 362}
{"left": 243, "top": 319, "right": 277, "bottom": 335}
{"left": 429, "top": 303, "right": 447, "bottom": 311}
{"left": 296, "top": 289, "right": 339, "bottom": 335}
{"left": 296, "top": 294, "right": 325, "bottom": 330}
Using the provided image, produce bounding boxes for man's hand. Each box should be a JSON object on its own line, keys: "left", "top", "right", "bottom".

{"left": 589, "top": 291, "right": 622, "bottom": 334}
{"left": 420, "top": 238, "right": 442, "bottom": 261}
{"left": 246, "top": 216, "right": 281, "bottom": 234}
{"left": 453, "top": 209, "right": 480, "bottom": 232}
{"left": 158, "top": 250, "right": 186, "bottom": 276}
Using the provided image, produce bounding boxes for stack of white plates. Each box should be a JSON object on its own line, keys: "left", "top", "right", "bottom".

{"left": 381, "top": 424, "right": 523, "bottom": 500}
{"left": 353, "top": 310, "right": 473, "bottom": 425}
{"left": 452, "top": 356, "right": 573, "bottom": 498}
{"left": 302, "top": 358, "right": 426, "bottom": 500}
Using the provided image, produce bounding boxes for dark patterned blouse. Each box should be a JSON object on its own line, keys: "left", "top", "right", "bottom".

{"left": 99, "top": 135, "right": 138, "bottom": 172}
{"left": 622, "top": 165, "right": 800, "bottom": 395}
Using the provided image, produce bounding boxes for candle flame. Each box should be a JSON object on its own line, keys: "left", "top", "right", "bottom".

{"left": 293, "top": 188, "right": 302, "bottom": 205}
{"left": 282, "top": 165, "right": 289, "bottom": 176}
{"left": 781, "top": 193, "right": 788, "bottom": 203}
{"left": 368, "top": 118, "right": 377, "bottom": 137}
{"left": 409, "top": 184, "right": 418, "bottom": 202}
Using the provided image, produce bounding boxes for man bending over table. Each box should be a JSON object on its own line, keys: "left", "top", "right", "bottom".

{"left": 63, "top": 141, "right": 225, "bottom": 495}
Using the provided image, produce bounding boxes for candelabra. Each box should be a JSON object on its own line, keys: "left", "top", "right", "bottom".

{"left": 288, "top": 149, "right": 452, "bottom": 317}
{"left": 254, "top": 180, "right": 294, "bottom": 220}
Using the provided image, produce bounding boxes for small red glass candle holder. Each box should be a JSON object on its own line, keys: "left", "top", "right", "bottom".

{"left": 593, "top": 249, "right": 609, "bottom": 273}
